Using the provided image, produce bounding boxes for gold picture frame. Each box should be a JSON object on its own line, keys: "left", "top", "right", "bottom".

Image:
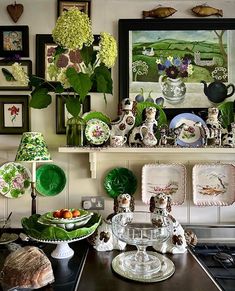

{"left": 57, "top": 0, "right": 91, "bottom": 17}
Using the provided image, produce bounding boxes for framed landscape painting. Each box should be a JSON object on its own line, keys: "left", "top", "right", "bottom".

{"left": 0, "top": 95, "right": 29, "bottom": 134}
{"left": 118, "top": 18, "right": 235, "bottom": 113}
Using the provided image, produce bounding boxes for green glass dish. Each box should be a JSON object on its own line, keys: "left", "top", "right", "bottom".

{"left": 103, "top": 167, "right": 137, "bottom": 198}
{"left": 36, "top": 164, "right": 66, "bottom": 196}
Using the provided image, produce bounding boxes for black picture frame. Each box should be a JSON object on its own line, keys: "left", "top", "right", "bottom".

{"left": 36, "top": 34, "right": 99, "bottom": 92}
{"left": 57, "top": 0, "right": 91, "bottom": 17}
{"left": 0, "top": 60, "right": 32, "bottom": 91}
{"left": 56, "top": 94, "right": 91, "bottom": 134}
{"left": 0, "top": 26, "right": 29, "bottom": 57}
{"left": 0, "top": 95, "right": 29, "bottom": 134}
{"left": 118, "top": 18, "right": 235, "bottom": 120}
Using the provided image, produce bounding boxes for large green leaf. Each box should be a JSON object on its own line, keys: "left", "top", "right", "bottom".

{"left": 66, "top": 68, "right": 92, "bottom": 100}
{"left": 80, "top": 46, "right": 93, "bottom": 67}
{"left": 218, "top": 101, "right": 235, "bottom": 128}
{"left": 66, "top": 97, "right": 82, "bottom": 118}
{"left": 93, "top": 65, "right": 112, "bottom": 94}
{"left": 82, "top": 111, "right": 111, "bottom": 124}
{"left": 29, "top": 88, "right": 52, "bottom": 109}
{"left": 29, "top": 75, "right": 45, "bottom": 87}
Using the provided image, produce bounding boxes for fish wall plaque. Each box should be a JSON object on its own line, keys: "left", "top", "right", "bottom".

{"left": 192, "top": 5, "right": 223, "bottom": 17}
{"left": 143, "top": 6, "right": 177, "bottom": 19}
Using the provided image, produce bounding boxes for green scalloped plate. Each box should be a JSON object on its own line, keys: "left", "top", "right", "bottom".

{"left": 36, "top": 164, "right": 66, "bottom": 196}
{"left": 103, "top": 167, "right": 137, "bottom": 198}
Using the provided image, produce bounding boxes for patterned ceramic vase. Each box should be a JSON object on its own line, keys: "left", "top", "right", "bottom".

{"left": 159, "top": 75, "right": 186, "bottom": 104}
{"left": 66, "top": 117, "right": 85, "bottom": 147}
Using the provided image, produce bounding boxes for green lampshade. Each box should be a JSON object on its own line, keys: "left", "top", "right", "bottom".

{"left": 15, "top": 132, "right": 51, "bottom": 162}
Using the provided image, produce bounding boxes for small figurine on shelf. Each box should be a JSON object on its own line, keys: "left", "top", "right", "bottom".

{"left": 194, "top": 107, "right": 222, "bottom": 146}
{"left": 88, "top": 193, "right": 135, "bottom": 252}
{"left": 110, "top": 98, "right": 137, "bottom": 138}
{"left": 149, "top": 193, "right": 188, "bottom": 254}
{"left": 128, "top": 106, "right": 159, "bottom": 147}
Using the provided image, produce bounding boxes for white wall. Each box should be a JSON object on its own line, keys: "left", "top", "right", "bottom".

{"left": 0, "top": 0, "right": 235, "bottom": 226}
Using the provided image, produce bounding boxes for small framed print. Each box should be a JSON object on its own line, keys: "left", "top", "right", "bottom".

{"left": 56, "top": 94, "right": 90, "bottom": 134}
{"left": 0, "top": 60, "right": 32, "bottom": 91}
{"left": 57, "top": 0, "right": 91, "bottom": 17}
{"left": 0, "top": 95, "right": 29, "bottom": 134}
{"left": 0, "top": 26, "right": 29, "bottom": 57}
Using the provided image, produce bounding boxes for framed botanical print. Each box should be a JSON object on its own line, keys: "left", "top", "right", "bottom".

{"left": 36, "top": 34, "right": 99, "bottom": 91}
{"left": 56, "top": 94, "right": 90, "bottom": 134}
{"left": 0, "top": 26, "right": 29, "bottom": 57}
{"left": 0, "top": 60, "right": 32, "bottom": 91}
{"left": 57, "top": 0, "right": 91, "bottom": 17}
{"left": 0, "top": 95, "right": 29, "bottom": 134}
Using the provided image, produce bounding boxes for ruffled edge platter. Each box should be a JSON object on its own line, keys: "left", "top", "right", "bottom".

{"left": 169, "top": 113, "right": 206, "bottom": 147}
{"left": 0, "top": 162, "right": 31, "bottom": 199}
{"left": 85, "top": 118, "right": 110, "bottom": 145}
{"left": 112, "top": 251, "right": 175, "bottom": 283}
{"left": 192, "top": 163, "right": 235, "bottom": 206}
{"left": 103, "top": 167, "right": 137, "bottom": 198}
{"left": 142, "top": 163, "right": 186, "bottom": 205}
{"left": 36, "top": 164, "right": 66, "bottom": 196}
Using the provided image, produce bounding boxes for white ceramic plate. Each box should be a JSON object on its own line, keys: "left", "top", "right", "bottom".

{"left": 0, "top": 162, "right": 31, "bottom": 199}
{"left": 193, "top": 163, "right": 235, "bottom": 206}
{"left": 142, "top": 163, "right": 186, "bottom": 205}
{"left": 85, "top": 118, "right": 110, "bottom": 145}
{"left": 169, "top": 113, "right": 206, "bottom": 147}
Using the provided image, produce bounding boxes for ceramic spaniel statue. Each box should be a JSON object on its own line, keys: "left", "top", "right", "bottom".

{"left": 149, "top": 193, "right": 187, "bottom": 254}
{"left": 128, "top": 106, "right": 159, "bottom": 147}
{"left": 88, "top": 194, "right": 135, "bottom": 252}
{"left": 110, "top": 98, "right": 137, "bottom": 138}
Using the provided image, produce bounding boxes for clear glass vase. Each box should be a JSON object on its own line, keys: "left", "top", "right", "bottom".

{"left": 66, "top": 117, "right": 85, "bottom": 147}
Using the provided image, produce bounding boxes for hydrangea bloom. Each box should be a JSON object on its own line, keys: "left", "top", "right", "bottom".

{"left": 52, "top": 8, "right": 94, "bottom": 50}
{"left": 11, "top": 62, "right": 29, "bottom": 86}
{"left": 97, "top": 32, "right": 117, "bottom": 68}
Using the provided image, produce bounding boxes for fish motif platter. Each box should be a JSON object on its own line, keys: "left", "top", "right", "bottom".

{"left": 192, "top": 164, "right": 235, "bottom": 206}
{"left": 142, "top": 163, "right": 186, "bottom": 205}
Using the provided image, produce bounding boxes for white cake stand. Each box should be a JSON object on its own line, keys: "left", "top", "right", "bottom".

{"left": 29, "top": 232, "right": 94, "bottom": 259}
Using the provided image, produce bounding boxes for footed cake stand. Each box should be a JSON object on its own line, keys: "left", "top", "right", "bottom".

{"left": 29, "top": 232, "right": 93, "bottom": 259}
{"left": 111, "top": 211, "right": 175, "bottom": 282}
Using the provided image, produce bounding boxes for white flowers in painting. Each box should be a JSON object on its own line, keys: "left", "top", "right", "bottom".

{"left": 11, "top": 62, "right": 29, "bottom": 86}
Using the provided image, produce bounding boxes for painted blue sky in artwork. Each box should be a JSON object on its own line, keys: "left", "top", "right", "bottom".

{"left": 132, "top": 30, "right": 227, "bottom": 44}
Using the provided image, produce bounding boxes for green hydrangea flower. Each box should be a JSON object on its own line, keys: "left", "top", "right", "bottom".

{"left": 11, "top": 63, "right": 29, "bottom": 86}
{"left": 52, "top": 7, "right": 94, "bottom": 50}
{"left": 97, "top": 32, "right": 117, "bottom": 68}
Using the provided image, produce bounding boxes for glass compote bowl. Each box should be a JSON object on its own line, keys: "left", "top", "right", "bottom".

{"left": 111, "top": 211, "right": 173, "bottom": 280}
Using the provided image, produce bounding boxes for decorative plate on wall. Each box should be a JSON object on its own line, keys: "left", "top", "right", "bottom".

{"left": 36, "top": 164, "right": 66, "bottom": 196}
{"left": 169, "top": 113, "right": 206, "bottom": 147}
{"left": 85, "top": 118, "right": 110, "bottom": 146}
{"left": 0, "top": 162, "right": 31, "bottom": 199}
{"left": 142, "top": 163, "right": 186, "bottom": 205}
{"left": 192, "top": 163, "right": 235, "bottom": 206}
{"left": 103, "top": 167, "right": 137, "bottom": 198}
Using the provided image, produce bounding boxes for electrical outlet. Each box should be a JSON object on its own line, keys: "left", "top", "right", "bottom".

{"left": 81, "top": 196, "right": 105, "bottom": 210}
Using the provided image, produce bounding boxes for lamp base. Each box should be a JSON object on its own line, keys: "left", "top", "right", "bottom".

{"left": 31, "top": 181, "right": 37, "bottom": 215}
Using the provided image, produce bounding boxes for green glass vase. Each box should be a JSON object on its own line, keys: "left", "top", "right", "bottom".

{"left": 66, "top": 117, "right": 85, "bottom": 147}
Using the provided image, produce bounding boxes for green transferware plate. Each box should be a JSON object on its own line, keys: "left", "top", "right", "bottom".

{"left": 0, "top": 162, "right": 31, "bottom": 199}
{"left": 103, "top": 167, "right": 137, "bottom": 198}
{"left": 36, "top": 164, "right": 66, "bottom": 196}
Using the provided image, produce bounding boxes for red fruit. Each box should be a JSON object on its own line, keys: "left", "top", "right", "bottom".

{"left": 72, "top": 209, "right": 80, "bottom": 218}
{"left": 53, "top": 210, "right": 62, "bottom": 218}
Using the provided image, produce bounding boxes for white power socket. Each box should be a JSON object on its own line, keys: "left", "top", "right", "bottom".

{"left": 82, "top": 196, "right": 105, "bottom": 210}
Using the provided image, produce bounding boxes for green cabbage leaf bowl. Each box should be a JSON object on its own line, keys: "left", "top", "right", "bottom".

{"left": 21, "top": 213, "right": 101, "bottom": 241}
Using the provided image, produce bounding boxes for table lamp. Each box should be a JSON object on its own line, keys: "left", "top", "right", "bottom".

{"left": 15, "top": 132, "right": 52, "bottom": 215}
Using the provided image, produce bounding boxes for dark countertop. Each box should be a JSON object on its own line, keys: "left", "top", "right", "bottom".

{"left": 77, "top": 247, "right": 220, "bottom": 291}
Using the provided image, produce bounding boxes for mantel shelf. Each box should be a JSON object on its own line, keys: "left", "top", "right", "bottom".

{"left": 58, "top": 146, "right": 235, "bottom": 179}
